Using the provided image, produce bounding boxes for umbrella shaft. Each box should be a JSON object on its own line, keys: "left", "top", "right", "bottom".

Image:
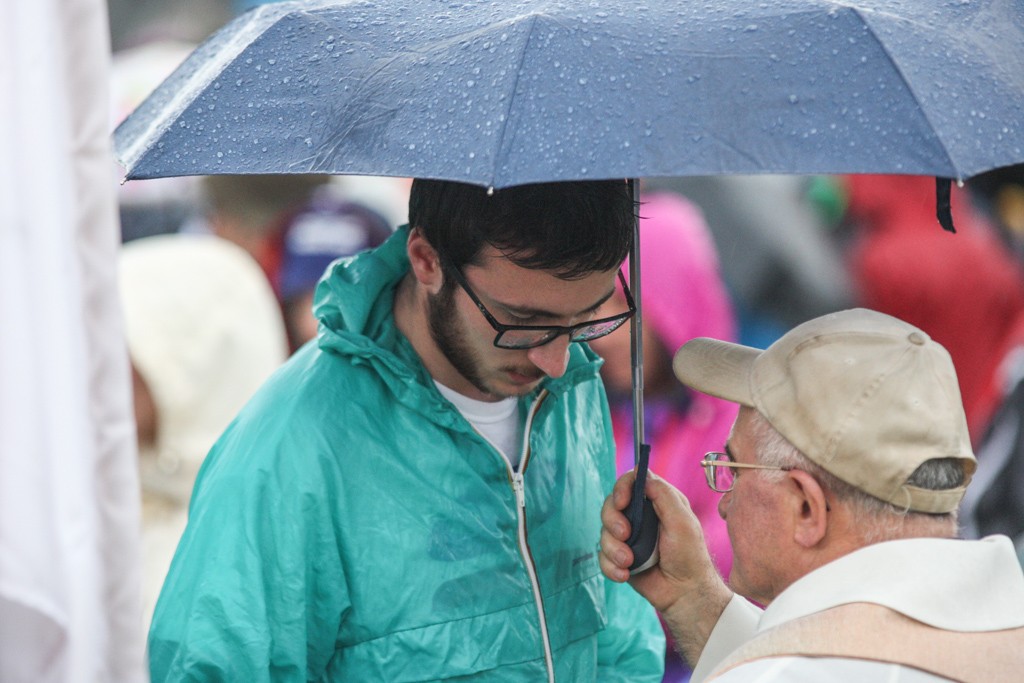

{"left": 629, "top": 179, "right": 645, "bottom": 465}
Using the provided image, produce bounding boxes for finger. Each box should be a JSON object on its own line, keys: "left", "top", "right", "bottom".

{"left": 600, "top": 527, "right": 632, "bottom": 568}
{"left": 612, "top": 469, "right": 637, "bottom": 510}
{"left": 644, "top": 471, "right": 693, "bottom": 524}
{"left": 599, "top": 551, "right": 630, "bottom": 583}
{"left": 598, "top": 529, "right": 632, "bottom": 582}
{"left": 601, "top": 492, "right": 630, "bottom": 541}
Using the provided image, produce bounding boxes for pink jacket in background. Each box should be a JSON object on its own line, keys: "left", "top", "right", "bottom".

{"left": 612, "top": 192, "right": 737, "bottom": 577}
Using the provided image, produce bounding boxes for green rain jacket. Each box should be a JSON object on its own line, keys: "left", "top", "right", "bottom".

{"left": 148, "top": 228, "right": 665, "bottom": 682}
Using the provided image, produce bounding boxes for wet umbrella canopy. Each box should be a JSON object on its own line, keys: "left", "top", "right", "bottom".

{"left": 115, "top": 0, "right": 1024, "bottom": 185}
{"left": 114, "top": 0, "right": 1024, "bottom": 572}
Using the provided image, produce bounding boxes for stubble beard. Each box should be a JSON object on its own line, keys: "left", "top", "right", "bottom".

{"left": 427, "top": 281, "right": 507, "bottom": 399}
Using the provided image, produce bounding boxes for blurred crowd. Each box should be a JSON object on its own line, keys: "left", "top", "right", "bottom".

{"left": 109, "top": 1, "right": 1024, "bottom": 680}
{"left": 108, "top": 0, "right": 414, "bottom": 630}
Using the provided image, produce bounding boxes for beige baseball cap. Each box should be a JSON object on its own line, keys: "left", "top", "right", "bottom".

{"left": 672, "top": 308, "right": 976, "bottom": 513}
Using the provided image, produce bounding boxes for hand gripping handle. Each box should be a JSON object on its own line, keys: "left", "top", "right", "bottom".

{"left": 625, "top": 443, "right": 660, "bottom": 574}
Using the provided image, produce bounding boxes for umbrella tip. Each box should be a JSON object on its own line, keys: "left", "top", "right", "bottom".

{"left": 487, "top": 186, "right": 494, "bottom": 196}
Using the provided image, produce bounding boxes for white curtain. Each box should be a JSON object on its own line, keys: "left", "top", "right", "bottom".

{"left": 0, "top": 0, "right": 147, "bottom": 681}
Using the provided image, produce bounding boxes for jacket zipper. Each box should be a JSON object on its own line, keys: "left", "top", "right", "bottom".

{"left": 463, "top": 389, "right": 555, "bottom": 681}
{"left": 511, "top": 390, "right": 555, "bottom": 683}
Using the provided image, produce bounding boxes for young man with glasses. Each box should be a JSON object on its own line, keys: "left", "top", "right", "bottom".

{"left": 600, "top": 308, "right": 1024, "bottom": 682}
{"left": 147, "top": 179, "right": 665, "bottom": 682}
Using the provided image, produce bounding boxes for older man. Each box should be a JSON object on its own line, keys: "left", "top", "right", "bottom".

{"left": 600, "top": 308, "right": 1024, "bottom": 682}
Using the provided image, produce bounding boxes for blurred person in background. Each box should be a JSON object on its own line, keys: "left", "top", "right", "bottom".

{"left": 119, "top": 233, "right": 289, "bottom": 628}
{"left": 968, "top": 163, "right": 1024, "bottom": 264}
{"left": 841, "top": 173, "right": 1024, "bottom": 566}
{"left": 193, "top": 174, "right": 403, "bottom": 351}
{"left": 841, "top": 174, "right": 1024, "bottom": 442}
{"left": 275, "top": 191, "right": 393, "bottom": 351}
{"left": 333, "top": 175, "right": 413, "bottom": 230}
{"left": 191, "top": 173, "right": 333, "bottom": 279}
{"left": 961, "top": 165, "right": 1024, "bottom": 563}
{"left": 645, "top": 175, "right": 853, "bottom": 349}
{"left": 589, "top": 192, "right": 737, "bottom": 683}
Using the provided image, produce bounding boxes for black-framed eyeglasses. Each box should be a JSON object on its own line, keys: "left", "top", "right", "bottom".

{"left": 699, "top": 451, "right": 793, "bottom": 493}
{"left": 440, "top": 256, "right": 636, "bottom": 350}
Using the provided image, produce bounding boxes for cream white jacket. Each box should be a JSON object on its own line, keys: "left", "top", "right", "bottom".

{"left": 693, "top": 535, "right": 1024, "bottom": 683}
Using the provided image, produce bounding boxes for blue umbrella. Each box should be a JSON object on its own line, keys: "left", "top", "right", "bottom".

{"left": 115, "top": 0, "right": 1024, "bottom": 185}
{"left": 113, "top": 0, "right": 1024, "bottom": 572}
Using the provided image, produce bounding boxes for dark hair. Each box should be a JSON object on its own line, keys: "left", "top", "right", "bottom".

{"left": 905, "top": 457, "right": 966, "bottom": 491}
{"left": 408, "top": 179, "right": 635, "bottom": 279}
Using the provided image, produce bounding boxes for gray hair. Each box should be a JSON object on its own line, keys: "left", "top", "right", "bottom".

{"left": 749, "top": 411, "right": 961, "bottom": 543}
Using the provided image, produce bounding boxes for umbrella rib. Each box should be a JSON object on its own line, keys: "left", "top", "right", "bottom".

{"left": 849, "top": 6, "right": 959, "bottom": 179}
{"left": 490, "top": 13, "right": 544, "bottom": 189}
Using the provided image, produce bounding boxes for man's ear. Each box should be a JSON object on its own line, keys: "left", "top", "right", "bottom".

{"left": 786, "top": 469, "right": 829, "bottom": 548}
{"left": 406, "top": 227, "right": 443, "bottom": 293}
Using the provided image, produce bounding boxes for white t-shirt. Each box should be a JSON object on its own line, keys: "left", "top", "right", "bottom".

{"left": 434, "top": 381, "right": 522, "bottom": 469}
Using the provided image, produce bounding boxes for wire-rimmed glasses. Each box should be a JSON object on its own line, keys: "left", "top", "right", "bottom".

{"left": 700, "top": 451, "right": 793, "bottom": 493}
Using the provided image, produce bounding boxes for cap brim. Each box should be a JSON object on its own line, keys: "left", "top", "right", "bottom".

{"left": 672, "top": 338, "right": 760, "bottom": 407}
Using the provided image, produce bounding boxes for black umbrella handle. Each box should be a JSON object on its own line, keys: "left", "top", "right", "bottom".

{"left": 626, "top": 443, "right": 660, "bottom": 574}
